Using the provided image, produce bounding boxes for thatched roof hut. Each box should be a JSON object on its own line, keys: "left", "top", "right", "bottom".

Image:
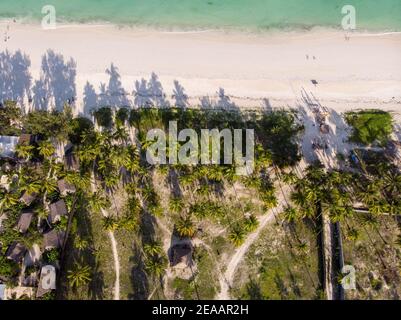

{"left": 17, "top": 210, "right": 34, "bottom": 233}
{"left": 48, "top": 200, "right": 68, "bottom": 224}
{"left": 43, "top": 229, "right": 65, "bottom": 250}
{"left": 19, "top": 191, "right": 37, "bottom": 206}
{"left": 57, "top": 179, "right": 76, "bottom": 196}
{"left": 6, "top": 242, "right": 26, "bottom": 263}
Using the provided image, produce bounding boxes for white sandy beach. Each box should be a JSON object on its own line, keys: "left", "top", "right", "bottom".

{"left": 0, "top": 21, "right": 400, "bottom": 116}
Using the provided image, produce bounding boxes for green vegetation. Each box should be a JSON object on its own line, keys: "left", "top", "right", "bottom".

{"left": 1, "top": 101, "right": 399, "bottom": 301}
{"left": 345, "top": 110, "right": 393, "bottom": 146}
{"left": 67, "top": 262, "right": 92, "bottom": 289}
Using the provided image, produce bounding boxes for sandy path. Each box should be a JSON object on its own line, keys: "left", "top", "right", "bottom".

{"left": 104, "top": 215, "right": 121, "bottom": 301}
{"left": 216, "top": 210, "right": 278, "bottom": 300}
{"left": 90, "top": 174, "right": 120, "bottom": 300}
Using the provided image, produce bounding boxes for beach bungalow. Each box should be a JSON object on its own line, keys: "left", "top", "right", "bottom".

{"left": 5, "top": 242, "right": 27, "bottom": 263}
{"left": 16, "top": 210, "right": 34, "bottom": 233}
{"left": 19, "top": 191, "right": 37, "bottom": 206}
{"left": 48, "top": 199, "right": 68, "bottom": 224}
{"left": 36, "top": 265, "right": 56, "bottom": 298}
{"left": 169, "top": 244, "right": 193, "bottom": 268}
{"left": 57, "top": 179, "right": 76, "bottom": 196}
{"left": 43, "top": 230, "right": 65, "bottom": 250}
{"left": 0, "top": 136, "right": 19, "bottom": 158}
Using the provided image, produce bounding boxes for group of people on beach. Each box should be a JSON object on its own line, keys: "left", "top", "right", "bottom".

{"left": 2, "top": 19, "right": 16, "bottom": 42}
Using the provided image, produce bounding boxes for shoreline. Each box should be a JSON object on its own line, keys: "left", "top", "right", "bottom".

{"left": 2, "top": 17, "right": 401, "bottom": 36}
{"left": 0, "top": 21, "right": 400, "bottom": 118}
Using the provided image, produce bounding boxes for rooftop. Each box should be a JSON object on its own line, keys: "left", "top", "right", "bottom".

{"left": 17, "top": 210, "right": 34, "bottom": 233}
{"left": 49, "top": 199, "right": 68, "bottom": 224}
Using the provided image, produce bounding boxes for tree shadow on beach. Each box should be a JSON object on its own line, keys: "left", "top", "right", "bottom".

{"left": 32, "top": 49, "right": 76, "bottom": 112}
{"left": 133, "top": 72, "right": 170, "bottom": 108}
{"left": 172, "top": 80, "right": 189, "bottom": 109}
{"left": 83, "top": 64, "right": 131, "bottom": 116}
{"left": 82, "top": 81, "right": 98, "bottom": 118}
{"left": 99, "top": 63, "right": 131, "bottom": 108}
{"left": 0, "top": 50, "right": 31, "bottom": 106}
{"left": 200, "top": 88, "right": 240, "bottom": 112}
{"left": 297, "top": 87, "right": 352, "bottom": 168}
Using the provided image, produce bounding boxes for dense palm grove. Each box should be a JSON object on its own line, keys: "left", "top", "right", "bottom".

{"left": 0, "top": 100, "right": 400, "bottom": 300}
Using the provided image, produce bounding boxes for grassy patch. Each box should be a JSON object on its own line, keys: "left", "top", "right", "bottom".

{"left": 342, "top": 213, "right": 401, "bottom": 299}
{"left": 231, "top": 219, "right": 321, "bottom": 300}
{"left": 171, "top": 246, "right": 220, "bottom": 300}
{"left": 345, "top": 110, "right": 393, "bottom": 146}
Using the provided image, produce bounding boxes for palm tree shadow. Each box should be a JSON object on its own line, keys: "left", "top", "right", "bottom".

{"left": 128, "top": 243, "right": 149, "bottom": 300}
{"left": 128, "top": 193, "right": 158, "bottom": 299}
{"left": 32, "top": 49, "right": 77, "bottom": 112}
{"left": 245, "top": 277, "right": 264, "bottom": 300}
{"left": 0, "top": 50, "right": 31, "bottom": 107}
{"left": 173, "top": 80, "right": 189, "bottom": 109}
{"left": 82, "top": 81, "right": 98, "bottom": 118}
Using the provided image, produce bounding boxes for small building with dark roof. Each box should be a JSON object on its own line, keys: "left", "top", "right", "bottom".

{"left": 6, "top": 242, "right": 27, "bottom": 263}
{"left": 19, "top": 192, "right": 37, "bottom": 206}
{"left": 57, "top": 179, "right": 76, "bottom": 196}
{"left": 169, "top": 244, "right": 193, "bottom": 268}
{"left": 43, "top": 229, "right": 65, "bottom": 250}
{"left": 48, "top": 199, "right": 68, "bottom": 224}
{"left": 17, "top": 210, "right": 34, "bottom": 233}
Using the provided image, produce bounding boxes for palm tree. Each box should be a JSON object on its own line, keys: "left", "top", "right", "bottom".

{"left": 104, "top": 174, "right": 119, "bottom": 192}
{"left": 175, "top": 216, "right": 196, "bottom": 238}
{"left": 19, "top": 180, "right": 42, "bottom": 195}
{"left": 357, "top": 182, "right": 382, "bottom": 206}
{"left": 368, "top": 200, "right": 389, "bottom": 216}
{"left": 283, "top": 206, "right": 298, "bottom": 223}
{"left": 0, "top": 191, "right": 18, "bottom": 210}
{"left": 243, "top": 215, "right": 259, "bottom": 232}
{"left": 15, "top": 144, "right": 34, "bottom": 161}
{"left": 74, "top": 236, "right": 89, "bottom": 251}
{"left": 169, "top": 197, "right": 184, "bottom": 213}
{"left": 67, "top": 262, "right": 92, "bottom": 289}
{"left": 64, "top": 172, "right": 90, "bottom": 190}
{"left": 380, "top": 170, "right": 401, "bottom": 196}
{"left": 113, "top": 125, "right": 128, "bottom": 145}
{"left": 145, "top": 255, "right": 167, "bottom": 278}
{"left": 41, "top": 179, "right": 58, "bottom": 194}
{"left": 144, "top": 241, "right": 163, "bottom": 257}
{"left": 38, "top": 140, "right": 56, "bottom": 159}
{"left": 297, "top": 241, "right": 308, "bottom": 255}
{"left": 102, "top": 216, "right": 119, "bottom": 231}
{"left": 346, "top": 227, "right": 360, "bottom": 242}
{"left": 229, "top": 227, "right": 245, "bottom": 247}
{"left": 89, "top": 192, "right": 110, "bottom": 214}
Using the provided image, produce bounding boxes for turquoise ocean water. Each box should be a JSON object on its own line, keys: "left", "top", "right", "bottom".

{"left": 0, "top": 0, "right": 400, "bottom": 31}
